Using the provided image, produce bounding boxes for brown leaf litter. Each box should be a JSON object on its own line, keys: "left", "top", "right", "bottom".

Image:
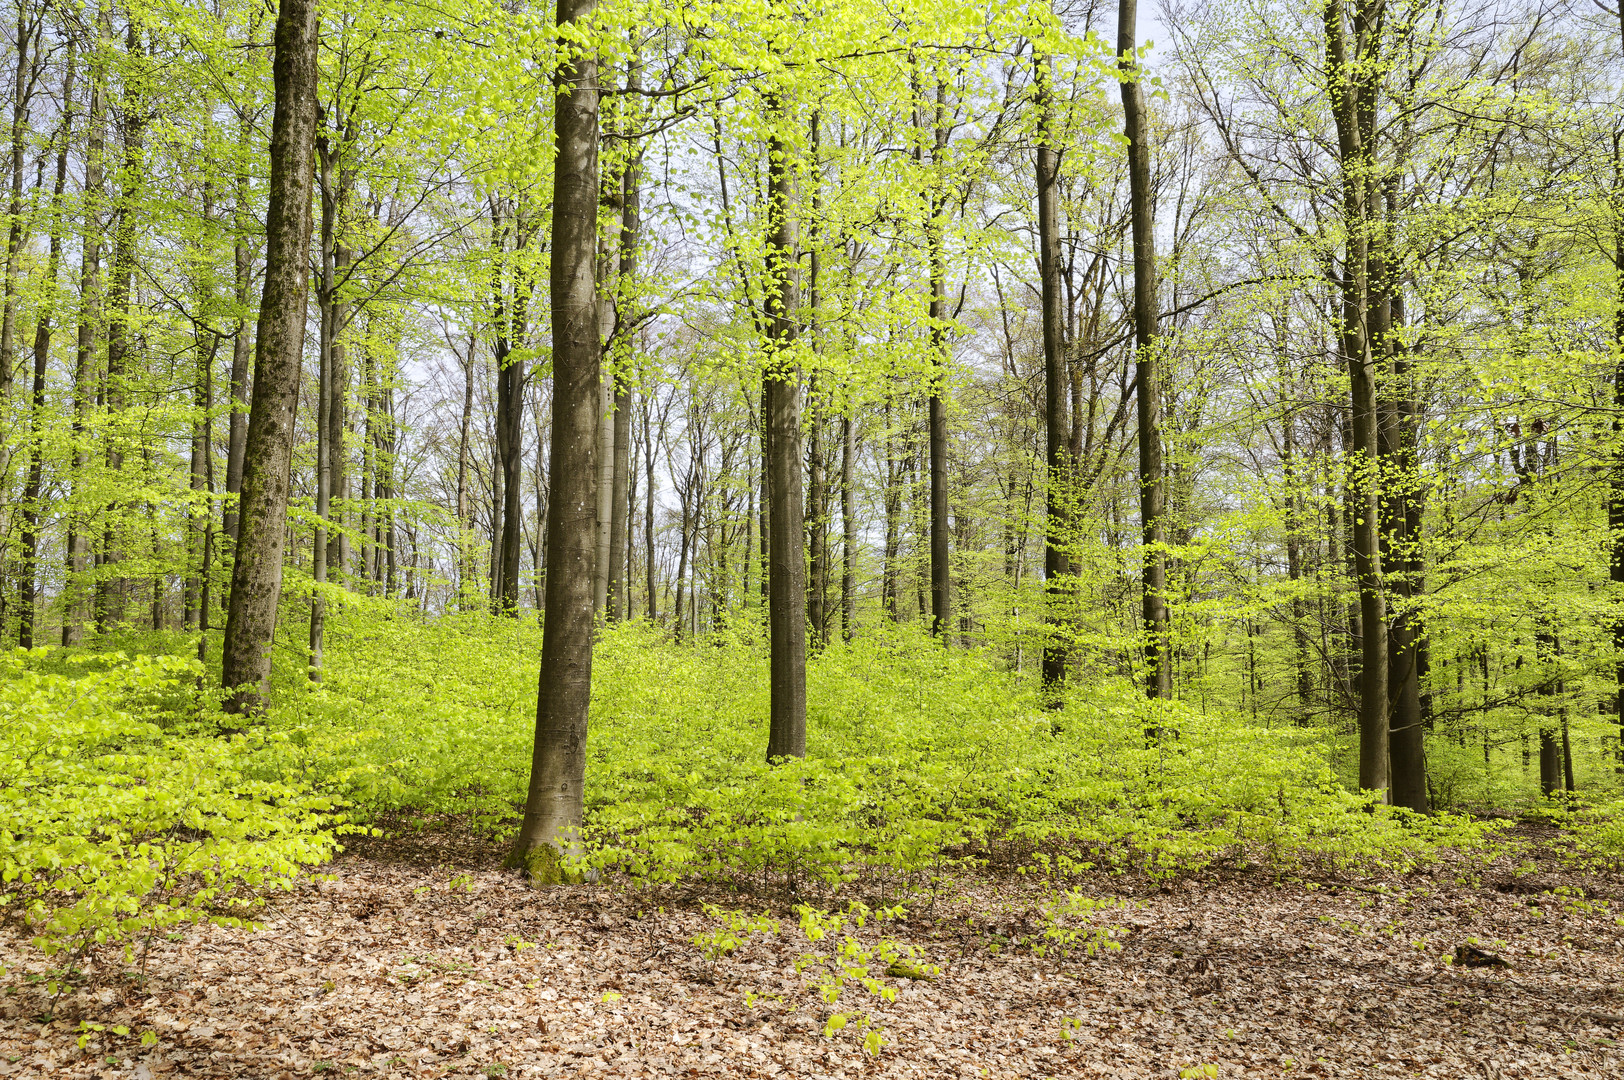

{"left": 4, "top": 839, "right": 1624, "bottom": 1079}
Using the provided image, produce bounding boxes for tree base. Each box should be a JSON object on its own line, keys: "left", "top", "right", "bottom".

{"left": 502, "top": 842, "right": 594, "bottom": 887}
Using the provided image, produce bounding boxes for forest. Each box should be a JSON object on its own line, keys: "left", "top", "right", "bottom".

{"left": 3, "top": 0, "right": 1624, "bottom": 1076}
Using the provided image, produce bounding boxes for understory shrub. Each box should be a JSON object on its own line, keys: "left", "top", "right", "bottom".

{"left": 244, "top": 608, "right": 1505, "bottom": 890}
{"left": 0, "top": 648, "right": 344, "bottom": 961}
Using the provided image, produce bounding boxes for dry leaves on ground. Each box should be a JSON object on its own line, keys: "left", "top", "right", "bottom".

{"left": 4, "top": 842, "right": 1623, "bottom": 1079}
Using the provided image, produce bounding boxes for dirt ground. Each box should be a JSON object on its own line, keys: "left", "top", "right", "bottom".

{"left": 4, "top": 832, "right": 1624, "bottom": 1079}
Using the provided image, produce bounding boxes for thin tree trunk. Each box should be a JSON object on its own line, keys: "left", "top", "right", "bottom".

{"left": 918, "top": 80, "right": 951, "bottom": 641}
{"left": 223, "top": 111, "right": 254, "bottom": 546}
{"left": 1610, "top": 14, "right": 1624, "bottom": 769}
{"left": 508, "top": 0, "right": 599, "bottom": 879}
{"left": 643, "top": 394, "right": 657, "bottom": 621}
{"left": 17, "top": 46, "right": 74, "bottom": 649}
{"left": 219, "top": 0, "right": 320, "bottom": 716}
{"left": 457, "top": 330, "right": 476, "bottom": 607}
{"left": 764, "top": 97, "right": 806, "bottom": 762}
{"left": 1120, "top": 0, "right": 1169, "bottom": 702}
{"left": 606, "top": 89, "right": 639, "bottom": 621}
{"left": 842, "top": 412, "right": 855, "bottom": 639}
{"left": 805, "top": 112, "right": 828, "bottom": 648}
{"left": 96, "top": 19, "right": 146, "bottom": 631}
{"left": 64, "top": 29, "right": 105, "bottom": 646}
{"left": 0, "top": 2, "right": 40, "bottom": 401}
{"left": 1036, "top": 51, "right": 1069, "bottom": 697}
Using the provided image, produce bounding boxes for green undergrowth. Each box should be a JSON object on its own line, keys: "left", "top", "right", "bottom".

{"left": 0, "top": 647, "right": 347, "bottom": 964}
{"left": 244, "top": 607, "right": 1506, "bottom": 892}
{"left": 2, "top": 605, "right": 1535, "bottom": 963}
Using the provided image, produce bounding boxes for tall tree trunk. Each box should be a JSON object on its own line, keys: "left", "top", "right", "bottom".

{"left": 1609, "top": 10, "right": 1624, "bottom": 769}
{"left": 1036, "top": 52, "right": 1069, "bottom": 697}
{"left": 918, "top": 80, "right": 951, "bottom": 641}
{"left": 219, "top": 0, "right": 320, "bottom": 716}
{"left": 64, "top": 30, "right": 105, "bottom": 646}
{"left": 764, "top": 97, "right": 806, "bottom": 762}
{"left": 1326, "top": 0, "right": 1389, "bottom": 796}
{"left": 490, "top": 201, "right": 529, "bottom": 615}
{"left": 1382, "top": 266, "right": 1429, "bottom": 811}
{"left": 643, "top": 394, "right": 656, "bottom": 622}
{"left": 309, "top": 130, "right": 338, "bottom": 676}
{"left": 508, "top": 0, "right": 599, "bottom": 880}
{"left": 17, "top": 45, "right": 74, "bottom": 649}
{"left": 186, "top": 177, "right": 221, "bottom": 633}
{"left": 842, "top": 412, "right": 855, "bottom": 639}
{"left": 96, "top": 19, "right": 145, "bottom": 631}
{"left": 457, "top": 331, "right": 476, "bottom": 607}
{"left": 0, "top": 2, "right": 40, "bottom": 401}
{"left": 1120, "top": 0, "right": 1169, "bottom": 701}
{"left": 882, "top": 393, "right": 900, "bottom": 619}
{"left": 223, "top": 112, "right": 254, "bottom": 546}
{"left": 606, "top": 85, "right": 639, "bottom": 622}
{"left": 805, "top": 112, "right": 829, "bottom": 648}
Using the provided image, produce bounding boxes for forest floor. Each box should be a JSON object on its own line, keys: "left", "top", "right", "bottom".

{"left": 5, "top": 825, "right": 1624, "bottom": 1079}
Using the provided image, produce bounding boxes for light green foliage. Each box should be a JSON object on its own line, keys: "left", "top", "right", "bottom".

{"left": 692, "top": 905, "right": 779, "bottom": 961}
{"left": 0, "top": 648, "right": 344, "bottom": 961}
{"left": 1021, "top": 892, "right": 1125, "bottom": 960}
{"left": 793, "top": 901, "right": 922, "bottom": 1005}
{"left": 256, "top": 611, "right": 1503, "bottom": 888}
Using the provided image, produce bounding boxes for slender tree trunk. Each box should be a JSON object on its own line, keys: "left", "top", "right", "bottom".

{"left": 508, "top": 0, "right": 599, "bottom": 879}
{"left": 606, "top": 93, "right": 639, "bottom": 622}
{"left": 457, "top": 331, "right": 476, "bottom": 607}
{"left": 1326, "top": 0, "right": 1389, "bottom": 796}
{"left": 1120, "top": 0, "right": 1169, "bottom": 702}
{"left": 643, "top": 393, "right": 657, "bottom": 621}
{"left": 1383, "top": 271, "right": 1429, "bottom": 811}
{"left": 97, "top": 20, "right": 146, "bottom": 631}
{"left": 0, "top": 3, "right": 39, "bottom": 401}
{"left": 64, "top": 31, "right": 106, "bottom": 646}
{"left": 915, "top": 81, "right": 951, "bottom": 641}
{"left": 17, "top": 47, "right": 74, "bottom": 649}
{"left": 1610, "top": 16, "right": 1624, "bottom": 768}
{"left": 764, "top": 96, "right": 806, "bottom": 762}
{"left": 1036, "top": 52, "right": 1069, "bottom": 697}
{"left": 309, "top": 133, "right": 337, "bottom": 677}
{"left": 223, "top": 114, "right": 254, "bottom": 546}
{"left": 842, "top": 412, "right": 855, "bottom": 639}
{"left": 219, "top": 0, "right": 320, "bottom": 716}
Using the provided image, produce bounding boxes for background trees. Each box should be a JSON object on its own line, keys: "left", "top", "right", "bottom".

{"left": 0, "top": 0, "right": 1620, "bottom": 810}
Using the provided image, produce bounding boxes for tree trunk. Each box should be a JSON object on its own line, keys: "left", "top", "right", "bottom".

{"left": 223, "top": 113, "right": 254, "bottom": 546}
{"left": 606, "top": 96, "right": 639, "bottom": 622}
{"left": 17, "top": 45, "right": 74, "bottom": 649}
{"left": 1326, "top": 0, "right": 1389, "bottom": 796}
{"left": 508, "top": 0, "right": 599, "bottom": 880}
{"left": 643, "top": 393, "right": 657, "bottom": 621}
{"left": 0, "top": 2, "right": 40, "bottom": 401}
{"left": 97, "top": 19, "right": 145, "bottom": 631}
{"left": 309, "top": 129, "right": 338, "bottom": 677}
{"left": 1120, "top": 0, "right": 1169, "bottom": 702}
{"left": 1610, "top": 10, "right": 1624, "bottom": 768}
{"left": 219, "top": 0, "right": 320, "bottom": 716}
{"left": 64, "top": 30, "right": 105, "bottom": 646}
{"left": 457, "top": 331, "right": 476, "bottom": 606}
{"left": 491, "top": 201, "right": 529, "bottom": 615}
{"left": 918, "top": 81, "right": 951, "bottom": 641}
{"left": 764, "top": 97, "right": 807, "bottom": 762}
{"left": 1036, "top": 52, "right": 1069, "bottom": 697}
{"left": 841, "top": 412, "right": 856, "bottom": 640}
{"left": 1382, "top": 270, "right": 1429, "bottom": 811}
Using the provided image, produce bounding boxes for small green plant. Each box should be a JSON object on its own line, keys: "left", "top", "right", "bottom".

{"left": 691, "top": 906, "right": 779, "bottom": 962}
{"left": 1179, "top": 1065, "right": 1219, "bottom": 1079}
{"left": 448, "top": 873, "right": 473, "bottom": 892}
